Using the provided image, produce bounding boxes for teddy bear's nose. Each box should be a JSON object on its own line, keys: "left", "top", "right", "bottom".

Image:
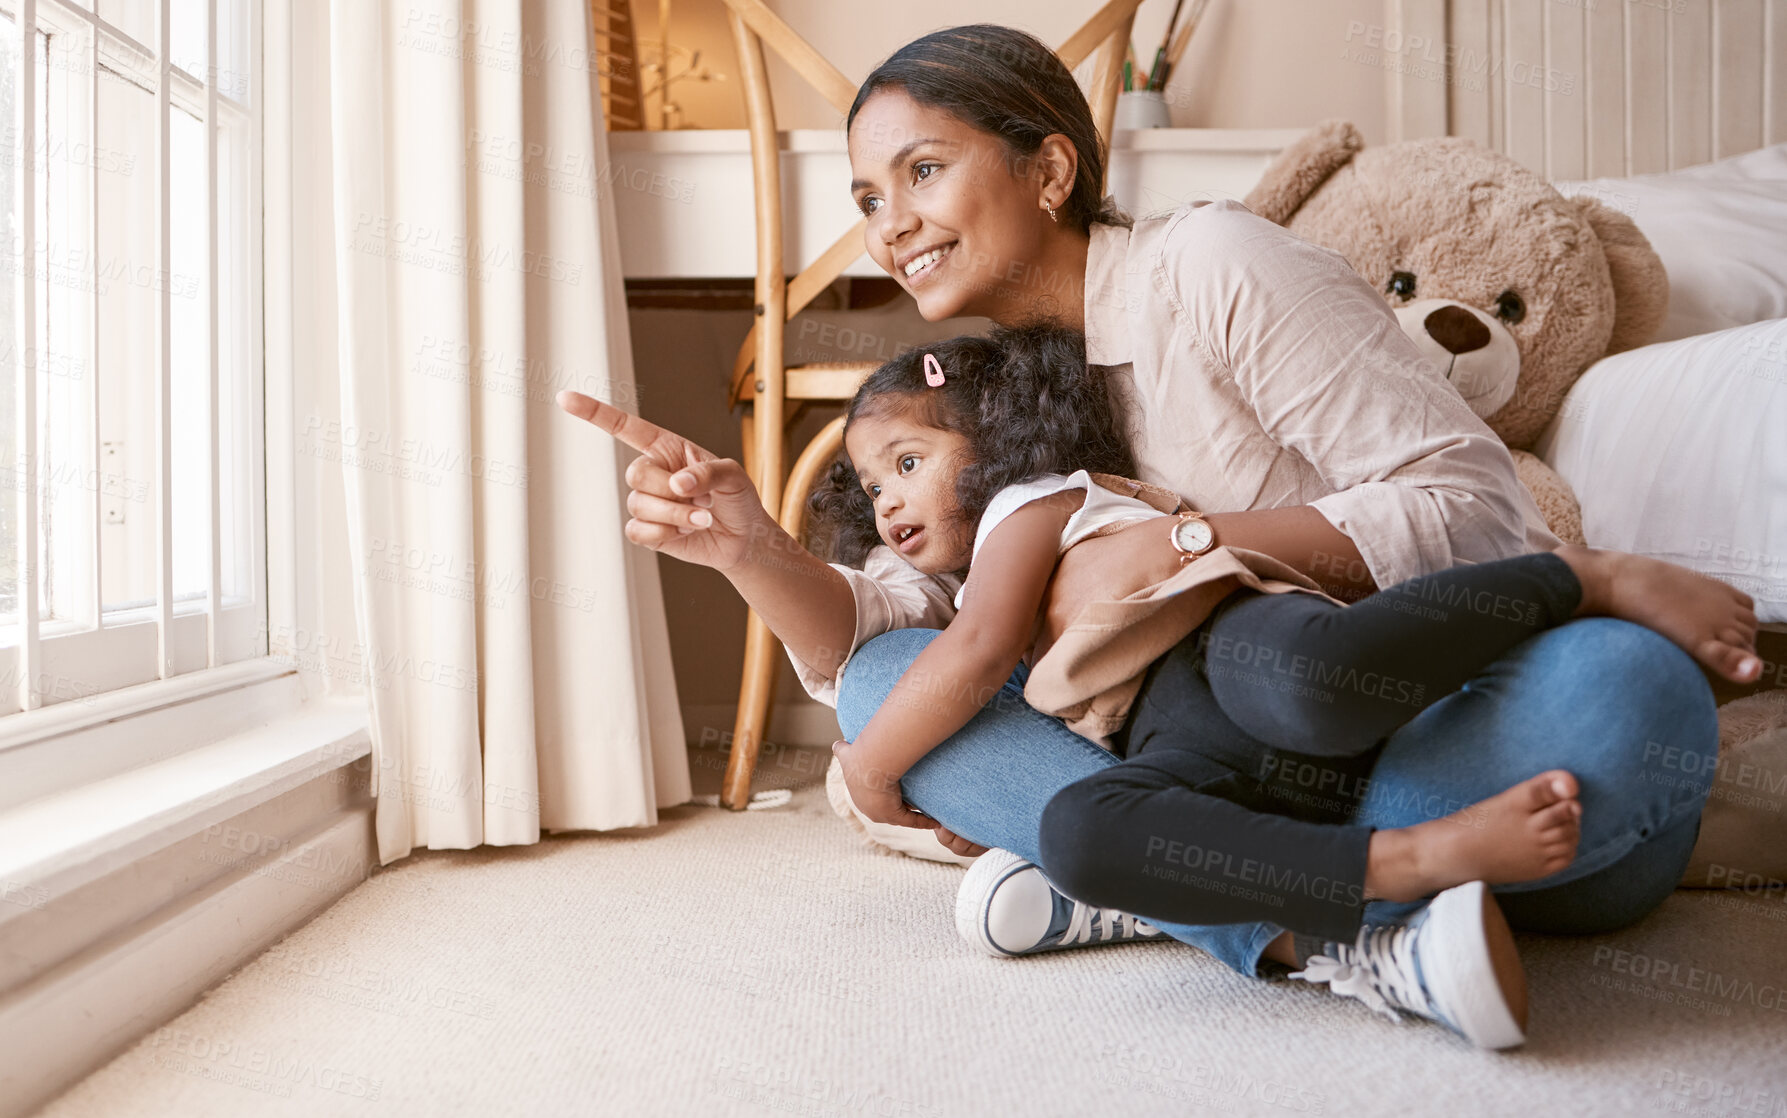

{"left": 1424, "top": 305, "right": 1493, "bottom": 355}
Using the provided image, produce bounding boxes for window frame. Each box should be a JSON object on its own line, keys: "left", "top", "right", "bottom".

{"left": 0, "top": 0, "right": 272, "bottom": 719}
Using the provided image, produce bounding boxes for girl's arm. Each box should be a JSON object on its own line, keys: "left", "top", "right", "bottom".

{"left": 833, "top": 492, "right": 1080, "bottom": 828}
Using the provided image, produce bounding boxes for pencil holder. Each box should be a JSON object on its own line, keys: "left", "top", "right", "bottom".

{"left": 1115, "top": 89, "right": 1172, "bottom": 130}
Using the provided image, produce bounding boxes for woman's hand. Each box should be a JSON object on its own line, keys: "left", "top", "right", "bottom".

{"left": 557, "top": 390, "right": 770, "bottom": 572}
{"left": 832, "top": 739, "right": 934, "bottom": 830}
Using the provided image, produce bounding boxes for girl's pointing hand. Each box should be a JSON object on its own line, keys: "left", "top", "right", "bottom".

{"left": 558, "top": 389, "right": 770, "bottom": 572}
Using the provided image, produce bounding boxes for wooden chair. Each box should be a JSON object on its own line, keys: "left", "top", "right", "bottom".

{"left": 591, "top": 0, "right": 643, "bottom": 130}
{"left": 717, "top": 0, "right": 1146, "bottom": 809}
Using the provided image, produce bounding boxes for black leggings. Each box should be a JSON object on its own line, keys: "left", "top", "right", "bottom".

{"left": 1036, "top": 550, "right": 1584, "bottom": 942}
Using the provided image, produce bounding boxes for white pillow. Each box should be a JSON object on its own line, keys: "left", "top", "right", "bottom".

{"left": 1536, "top": 318, "right": 1787, "bottom": 622}
{"left": 1555, "top": 144, "right": 1787, "bottom": 343}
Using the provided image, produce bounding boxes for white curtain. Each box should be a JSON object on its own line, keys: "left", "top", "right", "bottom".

{"left": 328, "top": 0, "right": 688, "bottom": 863}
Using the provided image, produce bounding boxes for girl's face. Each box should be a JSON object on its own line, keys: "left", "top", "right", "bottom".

{"left": 848, "top": 90, "right": 1061, "bottom": 324}
{"left": 843, "top": 408, "right": 976, "bottom": 575}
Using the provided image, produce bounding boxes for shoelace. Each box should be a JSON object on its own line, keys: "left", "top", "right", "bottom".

{"left": 1290, "top": 922, "right": 1434, "bottom": 1024}
{"left": 1058, "top": 899, "right": 1160, "bottom": 946}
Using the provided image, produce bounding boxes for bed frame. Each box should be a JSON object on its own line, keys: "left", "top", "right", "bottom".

{"left": 1389, "top": 0, "right": 1787, "bottom": 177}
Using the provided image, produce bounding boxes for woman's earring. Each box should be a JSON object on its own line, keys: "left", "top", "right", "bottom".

{"left": 1044, "top": 201, "right": 1058, "bottom": 223}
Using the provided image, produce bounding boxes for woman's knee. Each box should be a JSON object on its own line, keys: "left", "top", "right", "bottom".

{"left": 1498, "top": 810, "right": 1701, "bottom": 934}
{"left": 1556, "top": 619, "right": 1719, "bottom": 797}
{"left": 835, "top": 629, "right": 942, "bottom": 740}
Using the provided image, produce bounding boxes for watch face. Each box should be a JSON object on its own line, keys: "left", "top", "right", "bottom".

{"left": 1173, "top": 517, "right": 1214, "bottom": 554}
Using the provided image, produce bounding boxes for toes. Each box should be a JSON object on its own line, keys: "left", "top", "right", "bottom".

{"left": 1533, "top": 800, "right": 1577, "bottom": 830}
{"left": 1519, "top": 770, "right": 1574, "bottom": 807}
{"left": 1542, "top": 770, "right": 1579, "bottom": 803}
{"left": 1703, "top": 639, "right": 1762, "bottom": 683}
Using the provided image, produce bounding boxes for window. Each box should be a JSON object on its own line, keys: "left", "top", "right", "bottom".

{"left": 0, "top": 0, "right": 264, "bottom": 715}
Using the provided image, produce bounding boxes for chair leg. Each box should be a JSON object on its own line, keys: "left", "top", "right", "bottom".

{"left": 739, "top": 409, "right": 758, "bottom": 483}
{"left": 723, "top": 608, "right": 781, "bottom": 808}
{"left": 727, "top": 403, "right": 768, "bottom": 809}
{"left": 723, "top": 416, "right": 846, "bottom": 809}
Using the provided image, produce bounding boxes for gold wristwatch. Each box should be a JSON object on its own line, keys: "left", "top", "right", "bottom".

{"left": 1169, "top": 511, "right": 1216, "bottom": 565}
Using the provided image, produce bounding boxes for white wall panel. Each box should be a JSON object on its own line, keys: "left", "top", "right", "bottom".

{"left": 1438, "top": 0, "right": 1784, "bottom": 176}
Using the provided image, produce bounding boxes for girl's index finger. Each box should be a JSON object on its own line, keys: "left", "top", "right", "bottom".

{"left": 556, "top": 390, "right": 705, "bottom": 466}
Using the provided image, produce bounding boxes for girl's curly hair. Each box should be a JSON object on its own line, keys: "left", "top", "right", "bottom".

{"left": 806, "top": 323, "right": 1136, "bottom": 570}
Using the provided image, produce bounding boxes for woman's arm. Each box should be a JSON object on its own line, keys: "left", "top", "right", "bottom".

{"left": 1166, "top": 203, "right": 1538, "bottom": 589}
{"left": 1040, "top": 506, "right": 1374, "bottom": 656}
{"left": 833, "top": 493, "right": 1076, "bottom": 827}
{"left": 1202, "top": 507, "right": 1375, "bottom": 600}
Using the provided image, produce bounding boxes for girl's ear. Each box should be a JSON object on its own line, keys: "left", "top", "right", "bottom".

{"left": 1032, "top": 133, "right": 1079, "bottom": 209}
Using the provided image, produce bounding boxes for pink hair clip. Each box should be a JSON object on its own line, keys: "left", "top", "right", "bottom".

{"left": 923, "top": 352, "right": 945, "bottom": 387}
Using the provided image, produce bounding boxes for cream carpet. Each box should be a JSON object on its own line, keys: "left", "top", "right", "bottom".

{"left": 35, "top": 747, "right": 1787, "bottom": 1118}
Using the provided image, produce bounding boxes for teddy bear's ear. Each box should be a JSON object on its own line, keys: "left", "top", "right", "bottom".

{"left": 1242, "top": 120, "right": 1364, "bottom": 226}
{"left": 1569, "top": 195, "right": 1669, "bottom": 354}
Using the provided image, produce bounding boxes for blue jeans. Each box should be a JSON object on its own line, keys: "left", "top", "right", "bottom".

{"left": 835, "top": 618, "right": 1717, "bottom": 977}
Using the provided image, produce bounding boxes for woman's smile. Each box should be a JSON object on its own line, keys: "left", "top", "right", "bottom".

{"left": 899, "top": 242, "right": 957, "bottom": 285}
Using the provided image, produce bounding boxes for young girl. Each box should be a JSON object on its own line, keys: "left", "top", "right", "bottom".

{"left": 810, "top": 325, "right": 1755, "bottom": 970}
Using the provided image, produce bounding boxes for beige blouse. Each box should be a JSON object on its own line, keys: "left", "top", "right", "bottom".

{"left": 790, "top": 198, "right": 1559, "bottom": 709}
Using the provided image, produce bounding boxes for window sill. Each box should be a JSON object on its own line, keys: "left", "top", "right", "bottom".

{"left": 0, "top": 689, "right": 371, "bottom": 920}
{"left": 0, "top": 666, "right": 376, "bottom": 1118}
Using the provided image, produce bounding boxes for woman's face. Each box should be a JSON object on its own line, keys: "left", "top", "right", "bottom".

{"left": 848, "top": 90, "right": 1059, "bottom": 324}
{"left": 843, "top": 408, "right": 976, "bottom": 575}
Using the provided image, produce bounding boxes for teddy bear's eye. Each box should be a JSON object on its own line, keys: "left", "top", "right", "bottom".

{"left": 1494, "top": 289, "right": 1526, "bottom": 325}
{"left": 1385, "top": 271, "right": 1417, "bottom": 300}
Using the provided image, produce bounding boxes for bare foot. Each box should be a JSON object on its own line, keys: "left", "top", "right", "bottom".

{"left": 1557, "top": 545, "right": 1762, "bottom": 684}
{"left": 1367, "top": 770, "right": 1581, "bottom": 902}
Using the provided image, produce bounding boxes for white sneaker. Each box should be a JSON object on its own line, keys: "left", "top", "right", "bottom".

{"left": 955, "top": 848, "right": 1164, "bottom": 957}
{"left": 1289, "top": 880, "right": 1528, "bottom": 1049}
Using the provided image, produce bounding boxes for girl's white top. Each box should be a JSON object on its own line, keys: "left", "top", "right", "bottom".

{"left": 952, "top": 470, "right": 1163, "bottom": 609}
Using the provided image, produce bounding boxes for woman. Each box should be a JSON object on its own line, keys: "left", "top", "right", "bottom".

{"left": 568, "top": 25, "right": 1741, "bottom": 1048}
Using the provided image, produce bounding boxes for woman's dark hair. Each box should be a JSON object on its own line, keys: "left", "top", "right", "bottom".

{"left": 807, "top": 323, "right": 1136, "bottom": 569}
{"left": 846, "top": 25, "right": 1131, "bottom": 234}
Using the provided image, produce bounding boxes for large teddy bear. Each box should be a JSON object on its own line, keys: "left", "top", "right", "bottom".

{"left": 1243, "top": 120, "right": 1670, "bottom": 546}
{"left": 1244, "top": 121, "right": 1787, "bottom": 890}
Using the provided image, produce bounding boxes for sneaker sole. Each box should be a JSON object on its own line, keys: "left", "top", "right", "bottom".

{"left": 954, "top": 848, "right": 1035, "bottom": 957}
{"left": 1423, "top": 881, "right": 1529, "bottom": 1049}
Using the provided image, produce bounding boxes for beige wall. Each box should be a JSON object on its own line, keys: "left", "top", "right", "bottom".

{"left": 633, "top": 0, "right": 1392, "bottom": 144}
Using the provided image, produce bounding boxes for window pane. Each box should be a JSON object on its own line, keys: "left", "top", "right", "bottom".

{"left": 170, "top": 106, "right": 207, "bottom": 603}
{"left": 217, "top": 0, "right": 248, "bottom": 101}
{"left": 97, "top": 0, "right": 157, "bottom": 53}
{"left": 218, "top": 115, "right": 248, "bottom": 601}
{"left": 0, "top": 25, "right": 69, "bottom": 640}
{"left": 30, "top": 28, "right": 76, "bottom": 627}
{"left": 0, "top": 14, "right": 19, "bottom": 629}
{"left": 95, "top": 66, "right": 158, "bottom": 613}
{"left": 171, "top": 0, "right": 205, "bottom": 82}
